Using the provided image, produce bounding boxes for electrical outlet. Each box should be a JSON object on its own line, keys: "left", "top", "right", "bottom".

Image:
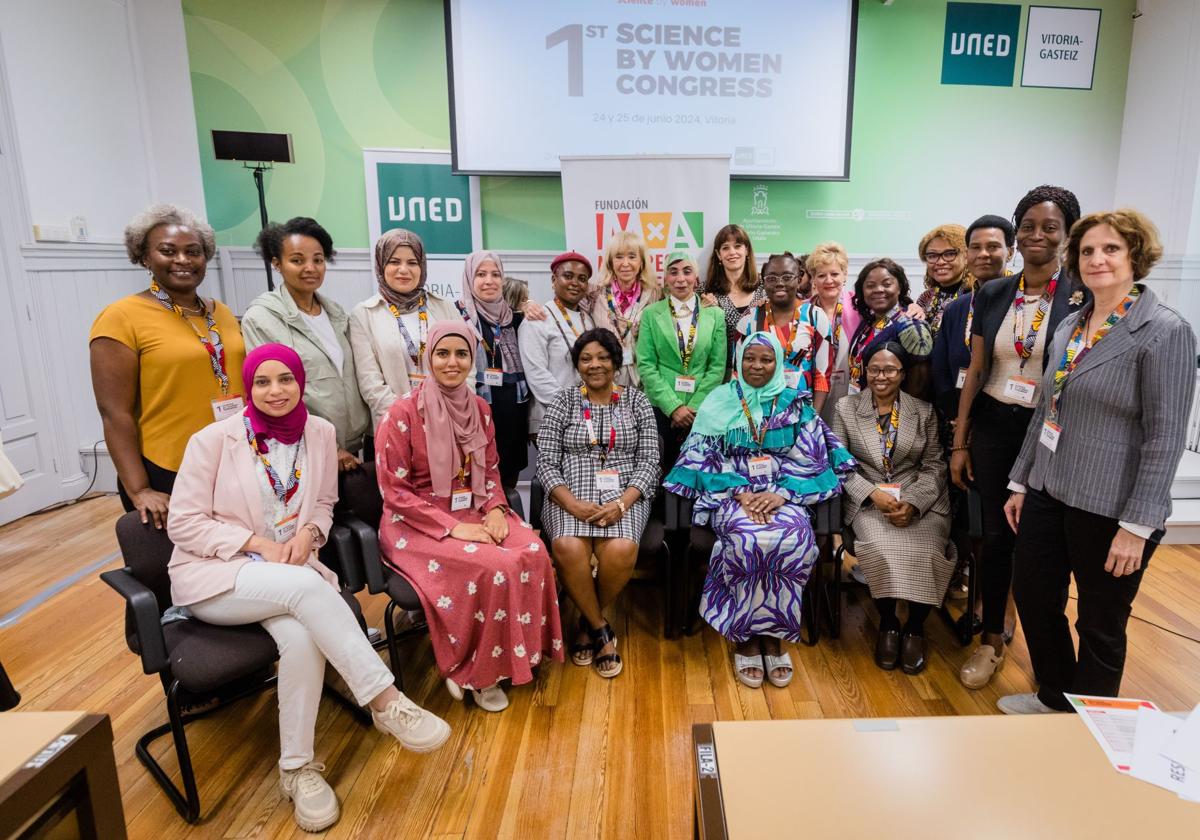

{"left": 32, "top": 224, "right": 71, "bottom": 242}
{"left": 70, "top": 216, "right": 88, "bottom": 242}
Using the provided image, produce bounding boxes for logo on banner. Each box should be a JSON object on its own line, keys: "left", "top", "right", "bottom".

{"left": 751, "top": 184, "right": 769, "bottom": 216}
{"left": 941, "top": 2, "right": 1021, "bottom": 87}
{"left": 375, "top": 162, "right": 473, "bottom": 254}
{"left": 595, "top": 209, "right": 704, "bottom": 268}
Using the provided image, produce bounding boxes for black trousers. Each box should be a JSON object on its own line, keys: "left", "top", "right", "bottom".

{"left": 117, "top": 456, "right": 177, "bottom": 512}
{"left": 653, "top": 407, "right": 689, "bottom": 475}
{"left": 489, "top": 383, "right": 530, "bottom": 489}
{"left": 970, "top": 394, "right": 1034, "bottom": 635}
{"left": 1013, "top": 487, "right": 1157, "bottom": 711}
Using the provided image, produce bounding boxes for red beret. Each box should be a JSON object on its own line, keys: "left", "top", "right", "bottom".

{"left": 550, "top": 251, "right": 593, "bottom": 275}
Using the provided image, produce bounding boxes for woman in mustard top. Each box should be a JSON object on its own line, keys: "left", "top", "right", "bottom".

{"left": 90, "top": 204, "right": 246, "bottom": 528}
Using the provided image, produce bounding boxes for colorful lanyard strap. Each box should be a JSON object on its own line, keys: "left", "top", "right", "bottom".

{"left": 580, "top": 386, "right": 619, "bottom": 464}
{"left": 876, "top": 398, "right": 900, "bottom": 480}
{"left": 761, "top": 304, "right": 807, "bottom": 364}
{"left": 964, "top": 296, "right": 976, "bottom": 349}
{"left": 149, "top": 280, "right": 229, "bottom": 394}
{"left": 242, "top": 415, "right": 301, "bottom": 504}
{"left": 733, "top": 379, "right": 778, "bottom": 450}
{"left": 1050, "top": 287, "right": 1140, "bottom": 420}
{"left": 849, "top": 313, "right": 891, "bottom": 382}
{"left": 670, "top": 295, "right": 700, "bottom": 372}
{"left": 479, "top": 320, "right": 504, "bottom": 369}
{"left": 555, "top": 298, "right": 583, "bottom": 339}
{"left": 605, "top": 287, "right": 635, "bottom": 342}
{"left": 456, "top": 452, "right": 472, "bottom": 487}
{"left": 388, "top": 293, "right": 428, "bottom": 367}
{"left": 829, "top": 300, "right": 843, "bottom": 358}
{"left": 1012, "top": 270, "right": 1059, "bottom": 368}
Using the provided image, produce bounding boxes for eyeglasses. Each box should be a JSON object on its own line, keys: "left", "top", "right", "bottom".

{"left": 762, "top": 273, "right": 797, "bottom": 284}
{"left": 866, "top": 366, "right": 903, "bottom": 378}
{"left": 924, "top": 249, "right": 960, "bottom": 264}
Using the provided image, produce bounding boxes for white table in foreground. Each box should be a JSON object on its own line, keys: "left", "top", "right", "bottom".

{"left": 693, "top": 715, "right": 1196, "bottom": 839}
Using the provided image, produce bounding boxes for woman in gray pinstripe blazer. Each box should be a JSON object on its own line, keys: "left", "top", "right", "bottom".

{"left": 998, "top": 210, "right": 1196, "bottom": 715}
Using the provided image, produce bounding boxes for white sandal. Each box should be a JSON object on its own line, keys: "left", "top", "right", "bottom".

{"left": 733, "top": 654, "right": 764, "bottom": 688}
{"left": 764, "top": 653, "right": 794, "bottom": 688}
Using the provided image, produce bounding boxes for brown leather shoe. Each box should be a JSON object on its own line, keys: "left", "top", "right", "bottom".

{"left": 874, "top": 629, "right": 900, "bottom": 670}
{"left": 900, "top": 633, "right": 927, "bottom": 675}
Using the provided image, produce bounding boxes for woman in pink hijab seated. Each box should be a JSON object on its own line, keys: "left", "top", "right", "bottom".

{"left": 167, "top": 343, "right": 449, "bottom": 833}
{"left": 377, "top": 322, "right": 564, "bottom": 713}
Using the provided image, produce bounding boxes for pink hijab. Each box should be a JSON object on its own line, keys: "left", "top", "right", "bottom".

{"left": 417, "top": 322, "right": 489, "bottom": 505}
{"left": 242, "top": 343, "right": 308, "bottom": 451}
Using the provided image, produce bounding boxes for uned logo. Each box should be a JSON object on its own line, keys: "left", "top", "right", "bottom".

{"left": 941, "top": 2, "right": 1020, "bottom": 87}
{"left": 387, "top": 196, "right": 464, "bottom": 223}
{"left": 595, "top": 210, "right": 704, "bottom": 251}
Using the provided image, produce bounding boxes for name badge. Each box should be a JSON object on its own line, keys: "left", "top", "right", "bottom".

{"left": 956, "top": 368, "right": 967, "bottom": 389}
{"left": 878, "top": 483, "right": 902, "bottom": 501}
{"left": 1040, "top": 420, "right": 1062, "bottom": 452}
{"left": 211, "top": 395, "right": 244, "bottom": 422}
{"left": 848, "top": 381, "right": 862, "bottom": 396}
{"left": 408, "top": 372, "right": 426, "bottom": 386}
{"left": 274, "top": 512, "right": 299, "bottom": 543}
{"left": 1003, "top": 376, "right": 1038, "bottom": 405}
{"left": 451, "top": 489, "right": 473, "bottom": 511}
{"left": 784, "top": 369, "right": 802, "bottom": 389}
{"left": 595, "top": 469, "right": 620, "bottom": 491}
{"left": 674, "top": 375, "right": 696, "bottom": 393}
{"left": 484, "top": 368, "right": 504, "bottom": 387}
{"left": 748, "top": 456, "right": 774, "bottom": 478}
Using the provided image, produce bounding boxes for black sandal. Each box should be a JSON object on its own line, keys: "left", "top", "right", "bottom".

{"left": 570, "top": 616, "right": 594, "bottom": 667}
{"left": 590, "top": 623, "right": 623, "bottom": 679}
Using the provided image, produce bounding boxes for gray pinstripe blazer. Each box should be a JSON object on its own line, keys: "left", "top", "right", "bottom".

{"left": 1009, "top": 285, "right": 1196, "bottom": 530}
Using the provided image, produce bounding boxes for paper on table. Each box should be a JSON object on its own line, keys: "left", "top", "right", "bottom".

{"left": 1162, "top": 704, "right": 1200, "bottom": 773}
{"left": 1065, "top": 693, "right": 1160, "bottom": 774}
{"left": 1130, "top": 707, "right": 1200, "bottom": 802}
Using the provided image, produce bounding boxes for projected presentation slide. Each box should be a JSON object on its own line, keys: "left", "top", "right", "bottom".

{"left": 446, "top": 0, "right": 856, "bottom": 179}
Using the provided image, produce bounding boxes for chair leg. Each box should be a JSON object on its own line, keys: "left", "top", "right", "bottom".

{"left": 662, "top": 542, "right": 678, "bottom": 640}
{"left": 384, "top": 599, "right": 405, "bottom": 692}
{"left": 135, "top": 681, "right": 202, "bottom": 822}
{"left": 829, "top": 546, "right": 844, "bottom": 640}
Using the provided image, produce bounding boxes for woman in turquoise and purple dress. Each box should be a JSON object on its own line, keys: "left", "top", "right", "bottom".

{"left": 664, "top": 331, "right": 855, "bottom": 690}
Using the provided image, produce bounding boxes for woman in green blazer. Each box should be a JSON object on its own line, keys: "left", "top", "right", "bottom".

{"left": 637, "top": 252, "right": 727, "bottom": 469}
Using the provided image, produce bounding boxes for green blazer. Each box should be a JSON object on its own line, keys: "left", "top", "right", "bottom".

{"left": 635, "top": 297, "right": 727, "bottom": 415}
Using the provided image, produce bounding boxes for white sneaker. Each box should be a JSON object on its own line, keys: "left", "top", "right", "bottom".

{"left": 997, "top": 692, "right": 1058, "bottom": 715}
{"left": 279, "top": 762, "right": 339, "bottom": 832}
{"left": 472, "top": 684, "right": 509, "bottom": 713}
{"left": 372, "top": 694, "right": 451, "bottom": 752}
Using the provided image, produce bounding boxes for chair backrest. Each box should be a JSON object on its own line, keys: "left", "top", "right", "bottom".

{"left": 115, "top": 511, "right": 175, "bottom": 615}
{"left": 340, "top": 462, "right": 383, "bottom": 528}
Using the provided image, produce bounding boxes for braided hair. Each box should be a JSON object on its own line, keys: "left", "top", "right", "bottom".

{"left": 1012, "top": 185, "right": 1081, "bottom": 232}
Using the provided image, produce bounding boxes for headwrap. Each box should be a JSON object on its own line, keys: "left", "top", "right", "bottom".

{"left": 551, "top": 250, "right": 594, "bottom": 276}
{"left": 691, "top": 331, "right": 787, "bottom": 439}
{"left": 374, "top": 228, "right": 428, "bottom": 314}
{"left": 458, "top": 250, "right": 523, "bottom": 373}
{"left": 242, "top": 343, "right": 308, "bottom": 451}
{"left": 417, "top": 322, "right": 490, "bottom": 506}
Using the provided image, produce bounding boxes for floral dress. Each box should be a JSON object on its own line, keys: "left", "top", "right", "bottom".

{"left": 664, "top": 390, "right": 856, "bottom": 642}
{"left": 376, "top": 393, "right": 564, "bottom": 690}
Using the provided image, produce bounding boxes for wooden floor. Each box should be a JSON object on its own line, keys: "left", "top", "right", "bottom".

{"left": 2, "top": 495, "right": 1199, "bottom": 839}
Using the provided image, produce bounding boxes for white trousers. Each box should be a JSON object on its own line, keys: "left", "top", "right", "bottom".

{"left": 189, "top": 562, "right": 395, "bottom": 770}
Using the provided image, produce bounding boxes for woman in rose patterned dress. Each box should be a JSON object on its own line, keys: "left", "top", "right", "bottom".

{"left": 664, "top": 331, "right": 855, "bottom": 691}
{"left": 377, "top": 322, "right": 563, "bottom": 713}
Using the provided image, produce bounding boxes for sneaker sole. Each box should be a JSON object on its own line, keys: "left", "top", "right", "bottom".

{"left": 280, "top": 788, "right": 339, "bottom": 832}
{"left": 375, "top": 718, "right": 452, "bottom": 753}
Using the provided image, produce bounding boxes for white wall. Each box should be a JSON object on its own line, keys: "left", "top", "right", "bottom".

{"left": 0, "top": 0, "right": 204, "bottom": 243}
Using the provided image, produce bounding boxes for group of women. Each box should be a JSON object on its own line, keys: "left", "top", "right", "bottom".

{"left": 90, "top": 187, "right": 1194, "bottom": 831}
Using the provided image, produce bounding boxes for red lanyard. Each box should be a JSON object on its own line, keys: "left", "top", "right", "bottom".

{"left": 242, "top": 416, "right": 301, "bottom": 504}
{"left": 581, "top": 387, "right": 619, "bottom": 463}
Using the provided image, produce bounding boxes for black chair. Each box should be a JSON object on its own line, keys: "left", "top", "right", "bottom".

{"left": 664, "top": 492, "right": 842, "bottom": 643}
{"left": 101, "top": 512, "right": 369, "bottom": 822}
{"left": 835, "top": 487, "right": 983, "bottom": 646}
{"left": 529, "top": 477, "right": 676, "bottom": 637}
{"left": 0, "top": 657, "right": 19, "bottom": 711}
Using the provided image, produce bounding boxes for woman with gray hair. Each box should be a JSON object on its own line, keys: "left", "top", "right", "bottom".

{"left": 89, "top": 204, "right": 245, "bottom": 528}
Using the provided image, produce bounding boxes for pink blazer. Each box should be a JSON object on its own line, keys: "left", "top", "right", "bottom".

{"left": 167, "top": 413, "right": 339, "bottom": 606}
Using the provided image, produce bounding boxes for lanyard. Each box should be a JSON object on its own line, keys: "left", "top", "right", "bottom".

{"left": 829, "top": 300, "right": 843, "bottom": 359}
{"left": 964, "top": 295, "right": 976, "bottom": 349}
{"left": 1012, "top": 270, "right": 1059, "bottom": 369}
{"left": 733, "top": 379, "right": 778, "bottom": 450}
{"left": 849, "top": 312, "right": 892, "bottom": 383}
{"left": 670, "top": 295, "right": 700, "bottom": 371}
{"left": 149, "top": 280, "right": 229, "bottom": 394}
{"left": 479, "top": 320, "right": 504, "bottom": 369}
{"left": 760, "top": 304, "right": 808, "bottom": 364}
{"left": 456, "top": 453, "right": 472, "bottom": 487}
{"left": 580, "top": 386, "right": 619, "bottom": 464}
{"left": 605, "top": 287, "right": 635, "bottom": 342}
{"left": 925, "top": 283, "right": 963, "bottom": 330}
{"left": 389, "top": 293, "right": 428, "bottom": 367}
{"left": 876, "top": 398, "right": 900, "bottom": 481}
{"left": 554, "top": 298, "right": 584, "bottom": 338}
{"left": 1050, "top": 287, "right": 1140, "bottom": 420}
{"left": 243, "top": 415, "right": 301, "bottom": 504}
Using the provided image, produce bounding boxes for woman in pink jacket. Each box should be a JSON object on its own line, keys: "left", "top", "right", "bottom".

{"left": 167, "top": 343, "right": 449, "bottom": 833}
